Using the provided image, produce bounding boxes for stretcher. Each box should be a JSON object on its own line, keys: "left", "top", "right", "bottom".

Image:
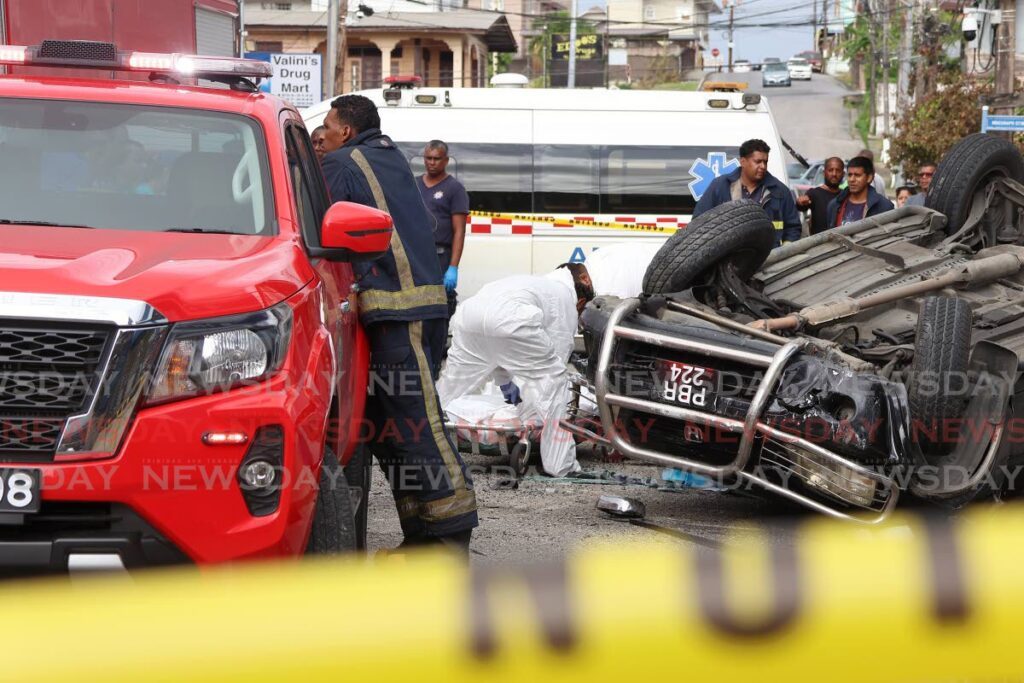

{"left": 443, "top": 374, "right": 613, "bottom": 475}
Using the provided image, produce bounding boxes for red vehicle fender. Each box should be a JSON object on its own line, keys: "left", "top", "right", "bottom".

{"left": 341, "top": 322, "right": 370, "bottom": 465}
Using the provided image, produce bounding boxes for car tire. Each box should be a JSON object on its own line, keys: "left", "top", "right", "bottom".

{"left": 927, "top": 133, "right": 1024, "bottom": 234}
{"left": 306, "top": 445, "right": 358, "bottom": 554}
{"left": 642, "top": 199, "right": 775, "bottom": 295}
{"left": 343, "top": 444, "right": 372, "bottom": 550}
{"left": 907, "top": 296, "right": 973, "bottom": 455}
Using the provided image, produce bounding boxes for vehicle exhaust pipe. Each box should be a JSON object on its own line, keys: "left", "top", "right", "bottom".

{"left": 752, "top": 250, "right": 1024, "bottom": 331}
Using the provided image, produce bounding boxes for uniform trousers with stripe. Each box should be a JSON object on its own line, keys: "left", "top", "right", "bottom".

{"left": 365, "top": 318, "right": 478, "bottom": 538}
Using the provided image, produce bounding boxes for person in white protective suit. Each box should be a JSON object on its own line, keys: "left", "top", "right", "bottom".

{"left": 436, "top": 263, "right": 595, "bottom": 477}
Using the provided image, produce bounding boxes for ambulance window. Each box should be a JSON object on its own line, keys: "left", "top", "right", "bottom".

{"left": 534, "top": 145, "right": 599, "bottom": 213}
{"left": 601, "top": 146, "right": 697, "bottom": 214}
{"left": 445, "top": 143, "right": 533, "bottom": 213}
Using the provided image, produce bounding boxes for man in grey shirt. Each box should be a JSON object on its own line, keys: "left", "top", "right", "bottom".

{"left": 905, "top": 161, "right": 937, "bottom": 206}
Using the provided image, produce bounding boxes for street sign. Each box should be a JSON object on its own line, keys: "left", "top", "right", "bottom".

{"left": 711, "top": 47, "right": 720, "bottom": 57}
{"left": 550, "top": 33, "right": 603, "bottom": 61}
{"left": 981, "top": 106, "right": 1024, "bottom": 133}
{"left": 244, "top": 52, "right": 323, "bottom": 109}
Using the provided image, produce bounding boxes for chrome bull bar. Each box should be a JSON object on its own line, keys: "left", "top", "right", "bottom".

{"left": 593, "top": 297, "right": 899, "bottom": 523}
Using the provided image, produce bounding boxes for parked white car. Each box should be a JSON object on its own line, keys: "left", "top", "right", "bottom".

{"left": 733, "top": 59, "right": 751, "bottom": 73}
{"left": 787, "top": 57, "right": 813, "bottom": 80}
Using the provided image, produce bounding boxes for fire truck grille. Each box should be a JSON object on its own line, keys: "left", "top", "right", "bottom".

{"left": 0, "top": 325, "right": 111, "bottom": 460}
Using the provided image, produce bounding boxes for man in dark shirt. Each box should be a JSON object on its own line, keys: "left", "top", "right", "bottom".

{"left": 796, "top": 156, "right": 844, "bottom": 234}
{"left": 692, "top": 138, "right": 801, "bottom": 246}
{"left": 417, "top": 140, "right": 468, "bottom": 317}
{"left": 826, "top": 156, "right": 895, "bottom": 228}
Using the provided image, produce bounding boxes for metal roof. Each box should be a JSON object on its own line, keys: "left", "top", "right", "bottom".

{"left": 245, "top": 8, "right": 517, "bottom": 52}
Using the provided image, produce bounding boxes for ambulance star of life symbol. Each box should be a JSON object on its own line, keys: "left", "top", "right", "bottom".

{"left": 687, "top": 152, "right": 740, "bottom": 201}
{"left": 434, "top": 191, "right": 444, "bottom": 200}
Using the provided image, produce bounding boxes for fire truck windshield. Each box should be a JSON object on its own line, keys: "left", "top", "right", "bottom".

{"left": 0, "top": 98, "right": 275, "bottom": 235}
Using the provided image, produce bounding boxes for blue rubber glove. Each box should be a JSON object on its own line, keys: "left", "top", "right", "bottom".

{"left": 443, "top": 265, "right": 459, "bottom": 293}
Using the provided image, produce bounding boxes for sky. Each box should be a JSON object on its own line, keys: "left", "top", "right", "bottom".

{"left": 706, "top": 0, "right": 821, "bottom": 63}
{"left": 579, "top": 0, "right": 821, "bottom": 63}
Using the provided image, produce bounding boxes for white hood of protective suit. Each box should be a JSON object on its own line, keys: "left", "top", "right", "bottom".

{"left": 581, "top": 242, "right": 663, "bottom": 298}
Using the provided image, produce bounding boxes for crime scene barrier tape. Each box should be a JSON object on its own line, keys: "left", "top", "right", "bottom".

{"left": 4, "top": 505, "right": 1024, "bottom": 681}
{"left": 470, "top": 210, "right": 681, "bottom": 234}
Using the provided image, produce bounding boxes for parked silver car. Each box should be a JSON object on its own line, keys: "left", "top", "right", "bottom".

{"left": 762, "top": 62, "right": 791, "bottom": 87}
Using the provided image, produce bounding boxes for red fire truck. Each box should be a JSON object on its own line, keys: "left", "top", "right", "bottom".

{"left": 0, "top": 34, "right": 387, "bottom": 573}
{"left": 1, "top": 0, "right": 239, "bottom": 78}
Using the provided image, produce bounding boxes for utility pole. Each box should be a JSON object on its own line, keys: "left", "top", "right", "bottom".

{"left": 327, "top": 0, "right": 347, "bottom": 97}
{"left": 727, "top": 3, "right": 734, "bottom": 72}
{"left": 567, "top": 0, "right": 578, "bottom": 88}
{"left": 898, "top": 0, "right": 912, "bottom": 111}
{"left": 238, "top": 0, "right": 246, "bottom": 57}
{"left": 867, "top": 0, "right": 876, "bottom": 134}
{"left": 813, "top": 0, "right": 818, "bottom": 51}
{"left": 913, "top": 0, "right": 926, "bottom": 101}
{"left": 822, "top": 0, "right": 828, "bottom": 55}
{"left": 882, "top": 0, "right": 890, "bottom": 137}
{"left": 995, "top": 0, "right": 1017, "bottom": 114}
{"left": 542, "top": 27, "right": 548, "bottom": 88}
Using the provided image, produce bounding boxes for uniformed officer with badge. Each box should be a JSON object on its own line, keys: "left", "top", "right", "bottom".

{"left": 320, "top": 95, "right": 478, "bottom": 551}
{"left": 417, "top": 140, "right": 469, "bottom": 318}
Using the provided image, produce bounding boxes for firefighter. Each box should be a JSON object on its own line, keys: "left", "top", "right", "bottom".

{"left": 320, "top": 95, "right": 478, "bottom": 551}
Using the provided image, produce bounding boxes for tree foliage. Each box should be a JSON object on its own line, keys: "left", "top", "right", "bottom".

{"left": 889, "top": 73, "right": 991, "bottom": 169}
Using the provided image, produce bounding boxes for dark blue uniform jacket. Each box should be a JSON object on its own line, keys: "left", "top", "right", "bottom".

{"left": 692, "top": 168, "right": 802, "bottom": 246}
{"left": 322, "top": 128, "right": 447, "bottom": 325}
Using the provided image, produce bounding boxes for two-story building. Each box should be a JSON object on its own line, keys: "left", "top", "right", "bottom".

{"left": 243, "top": 0, "right": 516, "bottom": 92}
{"left": 604, "top": 0, "right": 720, "bottom": 84}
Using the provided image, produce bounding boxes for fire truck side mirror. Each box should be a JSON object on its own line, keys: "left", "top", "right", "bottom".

{"left": 319, "top": 201, "right": 393, "bottom": 261}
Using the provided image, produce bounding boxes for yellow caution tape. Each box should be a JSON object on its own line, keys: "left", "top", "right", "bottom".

{"left": 469, "top": 210, "right": 680, "bottom": 234}
{"left": 5, "top": 504, "right": 1024, "bottom": 680}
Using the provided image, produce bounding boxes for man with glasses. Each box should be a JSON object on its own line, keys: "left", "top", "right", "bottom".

{"left": 418, "top": 140, "right": 469, "bottom": 317}
{"left": 905, "top": 161, "right": 937, "bottom": 206}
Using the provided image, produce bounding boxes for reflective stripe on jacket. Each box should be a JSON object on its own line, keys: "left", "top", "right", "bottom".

{"left": 323, "top": 129, "right": 447, "bottom": 324}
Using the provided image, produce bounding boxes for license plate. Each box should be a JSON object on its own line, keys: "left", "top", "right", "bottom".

{"left": 0, "top": 469, "right": 40, "bottom": 513}
{"left": 658, "top": 360, "right": 715, "bottom": 409}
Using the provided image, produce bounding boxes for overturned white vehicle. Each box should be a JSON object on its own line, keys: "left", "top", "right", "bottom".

{"left": 582, "top": 134, "right": 1024, "bottom": 522}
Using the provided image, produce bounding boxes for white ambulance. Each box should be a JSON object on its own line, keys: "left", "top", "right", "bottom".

{"left": 302, "top": 84, "right": 787, "bottom": 296}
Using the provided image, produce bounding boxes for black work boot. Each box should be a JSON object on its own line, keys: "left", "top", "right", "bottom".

{"left": 437, "top": 529, "right": 473, "bottom": 555}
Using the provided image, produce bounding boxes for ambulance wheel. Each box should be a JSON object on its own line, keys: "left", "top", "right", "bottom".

{"left": 642, "top": 200, "right": 775, "bottom": 295}
{"left": 306, "top": 446, "right": 358, "bottom": 554}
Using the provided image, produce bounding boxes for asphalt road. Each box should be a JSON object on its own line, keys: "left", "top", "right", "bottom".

{"left": 706, "top": 70, "right": 865, "bottom": 164}
{"left": 366, "top": 446, "right": 804, "bottom": 562}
